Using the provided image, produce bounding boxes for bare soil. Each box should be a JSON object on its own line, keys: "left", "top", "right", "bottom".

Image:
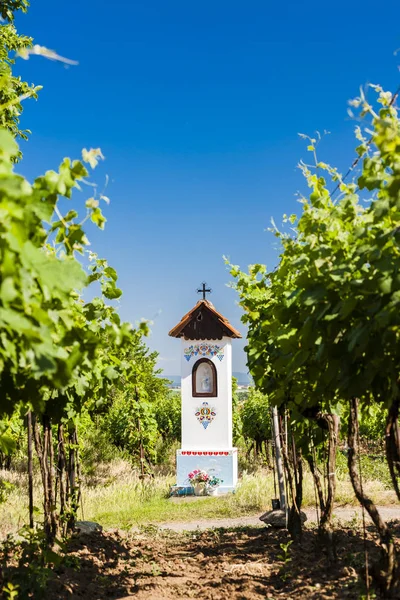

{"left": 46, "top": 518, "right": 400, "bottom": 599}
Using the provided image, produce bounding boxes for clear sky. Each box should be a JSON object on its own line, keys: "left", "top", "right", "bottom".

{"left": 14, "top": 0, "right": 400, "bottom": 375}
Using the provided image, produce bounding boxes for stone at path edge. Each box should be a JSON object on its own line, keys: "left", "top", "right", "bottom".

{"left": 259, "top": 509, "right": 308, "bottom": 528}
{"left": 75, "top": 521, "right": 103, "bottom": 534}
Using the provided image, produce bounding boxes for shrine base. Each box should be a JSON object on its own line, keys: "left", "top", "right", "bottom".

{"left": 176, "top": 449, "right": 238, "bottom": 493}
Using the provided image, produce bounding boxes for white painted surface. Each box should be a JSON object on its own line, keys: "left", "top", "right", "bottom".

{"left": 176, "top": 450, "right": 238, "bottom": 491}
{"left": 181, "top": 338, "right": 233, "bottom": 450}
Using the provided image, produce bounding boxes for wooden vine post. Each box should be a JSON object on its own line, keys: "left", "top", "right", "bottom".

{"left": 272, "top": 406, "right": 286, "bottom": 512}
{"left": 27, "top": 411, "right": 34, "bottom": 530}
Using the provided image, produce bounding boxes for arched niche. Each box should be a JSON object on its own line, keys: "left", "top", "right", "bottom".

{"left": 192, "top": 358, "right": 217, "bottom": 397}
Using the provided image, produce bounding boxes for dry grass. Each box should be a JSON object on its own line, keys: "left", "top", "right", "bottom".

{"left": 0, "top": 470, "right": 32, "bottom": 538}
{"left": 0, "top": 458, "right": 397, "bottom": 538}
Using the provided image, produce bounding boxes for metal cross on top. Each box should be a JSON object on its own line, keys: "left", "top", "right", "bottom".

{"left": 197, "top": 282, "right": 212, "bottom": 300}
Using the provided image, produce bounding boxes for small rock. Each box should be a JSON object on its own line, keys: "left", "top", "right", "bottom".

{"left": 259, "top": 509, "right": 307, "bottom": 528}
{"left": 260, "top": 509, "right": 287, "bottom": 527}
{"left": 75, "top": 520, "right": 103, "bottom": 534}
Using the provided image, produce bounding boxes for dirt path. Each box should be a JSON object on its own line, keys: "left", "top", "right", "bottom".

{"left": 47, "top": 516, "right": 400, "bottom": 599}
{"left": 158, "top": 505, "right": 400, "bottom": 532}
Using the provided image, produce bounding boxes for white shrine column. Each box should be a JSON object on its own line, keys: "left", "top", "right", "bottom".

{"left": 169, "top": 294, "right": 241, "bottom": 493}
{"left": 180, "top": 338, "right": 232, "bottom": 450}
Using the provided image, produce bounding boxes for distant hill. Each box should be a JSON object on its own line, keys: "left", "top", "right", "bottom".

{"left": 161, "top": 372, "right": 252, "bottom": 388}
{"left": 163, "top": 375, "right": 180, "bottom": 388}
{"left": 233, "top": 372, "right": 252, "bottom": 386}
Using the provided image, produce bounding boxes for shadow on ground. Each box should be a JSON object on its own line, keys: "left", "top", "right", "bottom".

{"left": 7, "top": 520, "right": 400, "bottom": 599}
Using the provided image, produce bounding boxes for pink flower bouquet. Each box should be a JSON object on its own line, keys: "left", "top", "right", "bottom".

{"left": 188, "top": 469, "right": 210, "bottom": 484}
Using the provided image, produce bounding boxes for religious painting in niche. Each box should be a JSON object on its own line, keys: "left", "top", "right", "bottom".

{"left": 192, "top": 358, "right": 217, "bottom": 397}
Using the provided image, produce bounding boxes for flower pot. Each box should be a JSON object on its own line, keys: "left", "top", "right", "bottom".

{"left": 207, "top": 486, "right": 219, "bottom": 497}
{"left": 193, "top": 483, "right": 207, "bottom": 496}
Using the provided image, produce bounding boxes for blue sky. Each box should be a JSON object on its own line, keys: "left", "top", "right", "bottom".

{"left": 14, "top": 0, "right": 400, "bottom": 374}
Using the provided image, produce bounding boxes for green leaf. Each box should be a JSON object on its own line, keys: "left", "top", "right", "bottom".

{"left": 323, "top": 313, "right": 339, "bottom": 321}
{"left": 378, "top": 275, "right": 392, "bottom": 295}
{"left": 104, "top": 366, "right": 119, "bottom": 380}
{"left": 21, "top": 241, "right": 87, "bottom": 294}
{"left": 91, "top": 207, "right": 107, "bottom": 229}
{"left": 339, "top": 297, "right": 358, "bottom": 319}
{"left": 64, "top": 210, "right": 78, "bottom": 222}
{"left": 0, "top": 278, "right": 17, "bottom": 303}
{"left": 0, "top": 307, "right": 38, "bottom": 338}
{"left": 102, "top": 282, "right": 122, "bottom": 300}
{"left": 0, "top": 128, "right": 19, "bottom": 158}
{"left": 104, "top": 266, "right": 118, "bottom": 281}
{"left": 288, "top": 350, "right": 310, "bottom": 372}
{"left": 82, "top": 148, "right": 104, "bottom": 168}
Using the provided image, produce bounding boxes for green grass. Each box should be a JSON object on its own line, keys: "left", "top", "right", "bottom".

{"left": 79, "top": 458, "right": 397, "bottom": 530}
{"left": 0, "top": 456, "right": 397, "bottom": 536}
{"left": 81, "top": 469, "right": 273, "bottom": 529}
